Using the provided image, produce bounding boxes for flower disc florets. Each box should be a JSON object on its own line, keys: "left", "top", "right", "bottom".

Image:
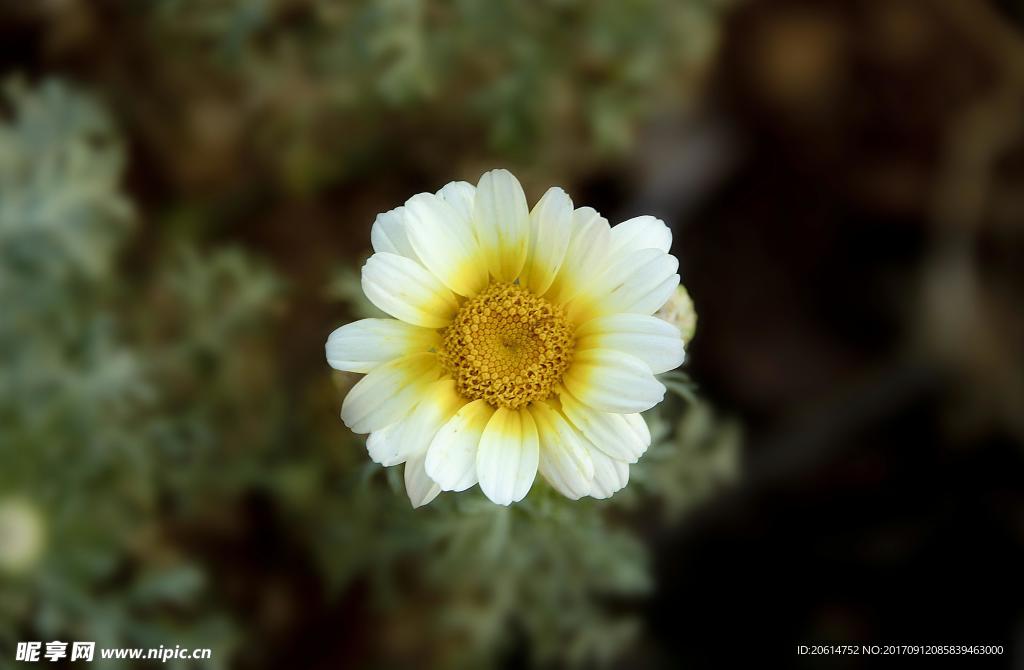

{"left": 438, "top": 282, "right": 574, "bottom": 409}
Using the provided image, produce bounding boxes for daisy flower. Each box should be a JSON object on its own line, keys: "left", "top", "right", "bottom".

{"left": 327, "top": 169, "right": 687, "bottom": 507}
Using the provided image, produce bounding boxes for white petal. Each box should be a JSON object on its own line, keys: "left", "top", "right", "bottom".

{"left": 566, "top": 248, "right": 679, "bottom": 322}
{"left": 367, "top": 380, "right": 464, "bottom": 472}
{"left": 384, "top": 379, "right": 465, "bottom": 464}
{"left": 404, "top": 449, "right": 441, "bottom": 508}
{"left": 623, "top": 412, "right": 651, "bottom": 449}
{"left": 476, "top": 407, "right": 539, "bottom": 505}
{"left": 436, "top": 181, "right": 476, "bottom": 225}
{"left": 560, "top": 391, "right": 650, "bottom": 463}
{"left": 546, "top": 206, "right": 611, "bottom": 304}
{"left": 473, "top": 169, "right": 529, "bottom": 282}
{"left": 370, "top": 207, "right": 418, "bottom": 260}
{"left": 404, "top": 192, "right": 489, "bottom": 297}
{"left": 340, "top": 353, "right": 440, "bottom": 434}
{"left": 598, "top": 249, "right": 679, "bottom": 313}
{"left": 609, "top": 215, "right": 672, "bottom": 255}
{"left": 326, "top": 318, "right": 439, "bottom": 373}
{"left": 586, "top": 445, "right": 630, "bottom": 499}
{"left": 361, "top": 252, "right": 458, "bottom": 328}
{"left": 575, "top": 314, "right": 684, "bottom": 374}
{"left": 366, "top": 423, "right": 401, "bottom": 466}
{"left": 562, "top": 349, "right": 666, "bottom": 414}
{"left": 521, "top": 187, "right": 573, "bottom": 295}
{"left": 612, "top": 269, "right": 680, "bottom": 317}
{"left": 530, "top": 402, "right": 594, "bottom": 500}
{"left": 425, "top": 399, "right": 494, "bottom": 492}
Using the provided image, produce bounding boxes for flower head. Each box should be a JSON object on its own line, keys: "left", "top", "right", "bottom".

{"left": 327, "top": 169, "right": 688, "bottom": 507}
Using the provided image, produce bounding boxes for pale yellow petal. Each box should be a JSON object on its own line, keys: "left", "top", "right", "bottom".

{"left": 404, "top": 449, "right": 442, "bottom": 508}
{"left": 476, "top": 407, "right": 539, "bottom": 505}
{"left": 473, "top": 169, "right": 529, "bottom": 282}
{"left": 326, "top": 318, "right": 439, "bottom": 373}
{"left": 545, "top": 206, "right": 611, "bottom": 305}
{"left": 606, "top": 265, "right": 679, "bottom": 316}
{"left": 562, "top": 348, "right": 665, "bottom": 414}
{"left": 386, "top": 379, "right": 466, "bottom": 464}
{"left": 366, "top": 423, "right": 401, "bottom": 466}
{"left": 404, "top": 192, "right": 489, "bottom": 297}
{"left": 361, "top": 252, "right": 458, "bottom": 328}
{"left": 370, "top": 207, "right": 418, "bottom": 260}
{"left": 560, "top": 390, "right": 650, "bottom": 463}
{"left": 436, "top": 180, "right": 476, "bottom": 225}
{"left": 341, "top": 353, "right": 441, "bottom": 434}
{"left": 586, "top": 445, "right": 630, "bottom": 499}
{"left": 425, "top": 399, "right": 494, "bottom": 492}
{"left": 565, "top": 248, "right": 678, "bottom": 323}
{"left": 521, "top": 187, "right": 573, "bottom": 295}
{"left": 623, "top": 412, "right": 651, "bottom": 448}
{"left": 575, "top": 313, "right": 684, "bottom": 374}
{"left": 608, "top": 215, "right": 672, "bottom": 255}
{"left": 530, "top": 401, "right": 594, "bottom": 500}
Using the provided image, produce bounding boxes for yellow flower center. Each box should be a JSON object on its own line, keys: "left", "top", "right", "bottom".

{"left": 438, "top": 282, "right": 575, "bottom": 409}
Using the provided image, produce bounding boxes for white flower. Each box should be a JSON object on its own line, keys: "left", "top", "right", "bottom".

{"left": 0, "top": 498, "right": 45, "bottom": 574}
{"left": 327, "top": 169, "right": 688, "bottom": 507}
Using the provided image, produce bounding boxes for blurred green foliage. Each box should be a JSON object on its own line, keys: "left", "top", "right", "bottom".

{"left": 1, "top": 1, "right": 737, "bottom": 665}
{"left": 0, "top": 78, "right": 238, "bottom": 669}
{"left": 146, "top": 0, "right": 727, "bottom": 188}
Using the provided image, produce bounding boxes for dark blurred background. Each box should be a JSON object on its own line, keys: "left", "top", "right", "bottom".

{"left": 1, "top": 0, "right": 1023, "bottom": 668}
